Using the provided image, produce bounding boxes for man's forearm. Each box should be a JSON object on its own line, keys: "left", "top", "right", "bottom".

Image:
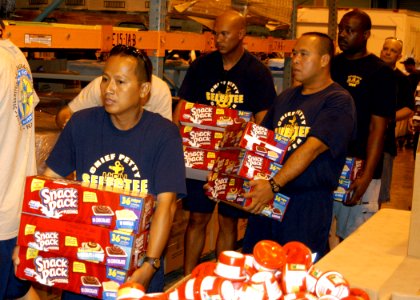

{"left": 363, "top": 115, "right": 387, "bottom": 179}
{"left": 273, "top": 137, "right": 328, "bottom": 187}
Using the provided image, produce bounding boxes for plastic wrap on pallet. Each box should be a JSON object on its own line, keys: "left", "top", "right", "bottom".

{"left": 169, "top": 0, "right": 292, "bottom": 27}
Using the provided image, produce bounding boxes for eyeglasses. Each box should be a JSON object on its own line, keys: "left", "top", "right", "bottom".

{"left": 385, "top": 37, "right": 403, "bottom": 46}
{"left": 110, "top": 44, "right": 153, "bottom": 82}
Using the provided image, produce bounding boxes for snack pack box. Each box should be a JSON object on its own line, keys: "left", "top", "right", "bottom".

{"left": 16, "top": 246, "right": 131, "bottom": 299}
{"left": 340, "top": 157, "right": 364, "bottom": 180}
{"left": 333, "top": 157, "right": 365, "bottom": 203}
{"left": 22, "top": 176, "right": 154, "bottom": 233}
{"left": 213, "top": 149, "right": 282, "bottom": 180}
{"left": 180, "top": 126, "right": 224, "bottom": 150}
{"left": 179, "top": 101, "right": 252, "bottom": 131}
{"left": 333, "top": 178, "right": 352, "bottom": 202}
{"left": 205, "top": 173, "right": 290, "bottom": 222}
{"left": 18, "top": 213, "right": 148, "bottom": 271}
{"left": 183, "top": 146, "right": 218, "bottom": 171}
{"left": 220, "top": 122, "right": 289, "bottom": 163}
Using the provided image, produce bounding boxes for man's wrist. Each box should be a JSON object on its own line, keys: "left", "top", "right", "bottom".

{"left": 269, "top": 177, "right": 282, "bottom": 194}
{"left": 143, "top": 256, "right": 161, "bottom": 271}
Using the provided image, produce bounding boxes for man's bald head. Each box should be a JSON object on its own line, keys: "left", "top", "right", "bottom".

{"left": 213, "top": 10, "right": 246, "bottom": 57}
{"left": 215, "top": 10, "right": 246, "bottom": 32}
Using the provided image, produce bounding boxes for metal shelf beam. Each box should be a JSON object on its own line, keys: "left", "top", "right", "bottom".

{"left": 3, "top": 20, "right": 295, "bottom": 55}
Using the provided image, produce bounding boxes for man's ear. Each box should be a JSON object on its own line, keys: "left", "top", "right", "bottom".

{"left": 238, "top": 28, "right": 246, "bottom": 40}
{"left": 363, "top": 30, "right": 371, "bottom": 40}
{"left": 321, "top": 54, "right": 330, "bottom": 68}
{"left": 139, "top": 82, "right": 151, "bottom": 99}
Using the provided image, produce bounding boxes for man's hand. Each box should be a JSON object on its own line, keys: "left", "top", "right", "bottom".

{"left": 346, "top": 174, "right": 371, "bottom": 206}
{"left": 243, "top": 179, "right": 274, "bottom": 214}
{"left": 128, "top": 262, "right": 156, "bottom": 290}
{"left": 55, "top": 105, "right": 73, "bottom": 129}
{"left": 12, "top": 245, "right": 20, "bottom": 275}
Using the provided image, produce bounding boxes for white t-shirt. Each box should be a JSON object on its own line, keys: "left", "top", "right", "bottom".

{"left": 0, "top": 39, "right": 39, "bottom": 240}
{"left": 69, "top": 74, "right": 172, "bottom": 120}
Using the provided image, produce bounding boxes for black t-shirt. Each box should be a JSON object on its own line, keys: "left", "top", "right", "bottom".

{"left": 262, "top": 83, "right": 356, "bottom": 192}
{"left": 383, "top": 68, "right": 415, "bottom": 156}
{"left": 178, "top": 50, "right": 276, "bottom": 114}
{"left": 407, "top": 70, "right": 420, "bottom": 95}
{"left": 332, "top": 53, "right": 396, "bottom": 178}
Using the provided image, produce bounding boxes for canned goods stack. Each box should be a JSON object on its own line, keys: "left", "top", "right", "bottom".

{"left": 120, "top": 240, "right": 370, "bottom": 300}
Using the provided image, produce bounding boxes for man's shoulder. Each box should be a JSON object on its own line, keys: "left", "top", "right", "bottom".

{"left": 192, "top": 51, "right": 220, "bottom": 66}
{"left": 242, "top": 51, "right": 268, "bottom": 67}
{"left": 151, "top": 74, "right": 165, "bottom": 86}
{"left": 143, "top": 110, "right": 177, "bottom": 130}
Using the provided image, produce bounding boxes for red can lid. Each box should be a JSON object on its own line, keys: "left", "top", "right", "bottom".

{"left": 348, "top": 288, "right": 370, "bottom": 300}
{"left": 283, "top": 241, "right": 313, "bottom": 269}
{"left": 191, "top": 261, "right": 217, "bottom": 278}
{"left": 253, "top": 240, "right": 286, "bottom": 270}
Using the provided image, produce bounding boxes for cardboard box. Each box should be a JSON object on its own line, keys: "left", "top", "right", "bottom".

{"left": 220, "top": 122, "right": 289, "bottom": 163}
{"left": 87, "top": 0, "right": 149, "bottom": 12}
{"left": 206, "top": 172, "right": 290, "bottom": 222}
{"left": 333, "top": 157, "right": 364, "bottom": 203}
{"left": 22, "top": 176, "right": 154, "bottom": 233}
{"left": 18, "top": 213, "right": 147, "bottom": 271}
{"left": 213, "top": 149, "right": 282, "bottom": 180}
{"left": 180, "top": 126, "right": 224, "bottom": 150}
{"left": 179, "top": 101, "right": 252, "bottom": 131}
{"left": 17, "top": 246, "right": 130, "bottom": 299}
{"left": 164, "top": 233, "right": 185, "bottom": 275}
{"left": 183, "top": 146, "right": 218, "bottom": 172}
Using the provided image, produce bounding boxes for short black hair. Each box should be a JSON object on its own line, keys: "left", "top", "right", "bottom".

{"left": 343, "top": 9, "right": 372, "bottom": 31}
{"left": 302, "top": 32, "right": 335, "bottom": 60}
{"left": 109, "top": 44, "right": 153, "bottom": 83}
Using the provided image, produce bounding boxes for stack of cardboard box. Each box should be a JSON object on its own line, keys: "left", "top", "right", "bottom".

{"left": 16, "top": 176, "right": 154, "bottom": 299}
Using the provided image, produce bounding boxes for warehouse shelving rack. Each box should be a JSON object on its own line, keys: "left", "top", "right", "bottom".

{"left": 2, "top": 0, "right": 301, "bottom": 91}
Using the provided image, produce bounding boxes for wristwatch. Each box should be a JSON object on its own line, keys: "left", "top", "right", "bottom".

{"left": 269, "top": 178, "right": 282, "bottom": 194}
{"left": 144, "top": 256, "right": 161, "bottom": 271}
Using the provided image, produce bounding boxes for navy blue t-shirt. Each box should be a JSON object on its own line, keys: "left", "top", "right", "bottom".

{"left": 262, "top": 82, "right": 356, "bottom": 192}
{"left": 178, "top": 50, "right": 276, "bottom": 114}
{"left": 46, "top": 108, "right": 186, "bottom": 198}
{"left": 243, "top": 82, "right": 356, "bottom": 259}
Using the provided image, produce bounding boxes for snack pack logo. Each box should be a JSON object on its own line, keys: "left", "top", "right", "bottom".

{"left": 33, "top": 256, "right": 69, "bottom": 285}
{"left": 33, "top": 231, "right": 59, "bottom": 251}
{"left": 210, "top": 177, "right": 229, "bottom": 198}
{"left": 246, "top": 155, "right": 263, "bottom": 169}
{"left": 190, "top": 107, "right": 213, "bottom": 123}
{"left": 184, "top": 151, "right": 205, "bottom": 167}
{"left": 39, "top": 188, "right": 78, "bottom": 218}
{"left": 189, "top": 130, "right": 212, "bottom": 147}
{"left": 276, "top": 110, "right": 310, "bottom": 150}
{"left": 250, "top": 124, "right": 268, "bottom": 139}
{"left": 347, "top": 75, "right": 362, "bottom": 87}
{"left": 14, "top": 65, "right": 35, "bottom": 129}
{"left": 206, "top": 81, "right": 244, "bottom": 108}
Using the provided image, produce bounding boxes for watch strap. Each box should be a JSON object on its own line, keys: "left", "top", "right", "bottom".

{"left": 144, "top": 256, "right": 160, "bottom": 270}
{"left": 269, "top": 178, "right": 282, "bottom": 194}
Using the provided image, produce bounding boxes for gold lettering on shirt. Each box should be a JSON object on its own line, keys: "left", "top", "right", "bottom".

{"left": 276, "top": 110, "right": 310, "bottom": 150}
{"left": 347, "top": 75, "right": 362, "bottom": 87}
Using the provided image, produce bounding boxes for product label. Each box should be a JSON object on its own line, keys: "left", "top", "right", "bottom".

{"left": 39, "top": 188, "right": 78, "bottom": 217}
